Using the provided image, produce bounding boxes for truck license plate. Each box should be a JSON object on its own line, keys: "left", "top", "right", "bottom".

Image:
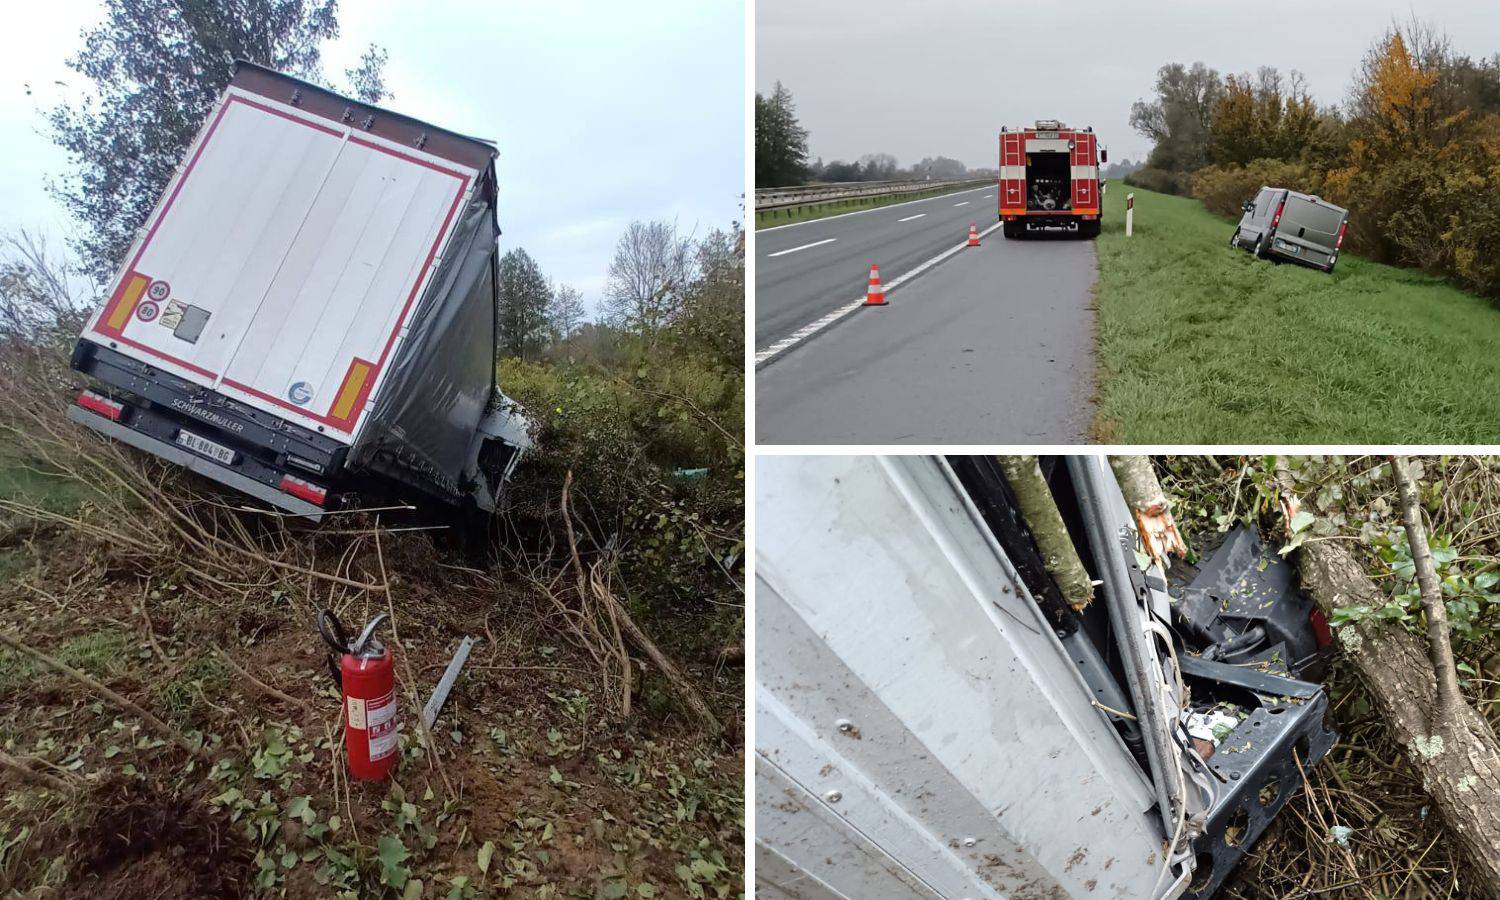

{"left": 176, "top": 429, "right": 236, "bottom": 465}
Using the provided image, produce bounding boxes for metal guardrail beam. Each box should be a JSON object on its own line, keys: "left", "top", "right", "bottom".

{"left": 754, "top": 177, "right": 993, "bottom": 212}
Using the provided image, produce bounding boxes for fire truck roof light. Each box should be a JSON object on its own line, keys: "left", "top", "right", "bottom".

{"left": 77, "top": 390, "right": 125, "bottom": 422}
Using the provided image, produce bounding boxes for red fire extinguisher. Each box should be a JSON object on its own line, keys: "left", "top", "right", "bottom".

{"left": 318, "top": 610, "right": 398, "bottom": 781}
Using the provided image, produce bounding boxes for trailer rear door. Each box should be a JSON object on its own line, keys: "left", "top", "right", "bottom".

{"left": 84, "top": 87, "right": 478, "bottom": 442}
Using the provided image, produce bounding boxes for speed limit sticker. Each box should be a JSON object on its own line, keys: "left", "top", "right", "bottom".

{"left": 147, "top": 280, "right": 171, "bottom": 302}
{"left": 136, "top": 300, "right": 161, "bottom": 323}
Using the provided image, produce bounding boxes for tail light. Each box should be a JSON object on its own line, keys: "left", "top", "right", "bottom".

{"left": 1309, "top": 608, "right": 1333, "bottom": 649}
{"left": 77, "top": 390, "right": 126, "bottom": 422}
{"left": 280, "top": 474, "right": 328, "bottom": 506}
{"left": 1270, "top": 198, "right": 1286, "bottom": 229}
{"left": 1335, "top": 221, "right": 1348, "bottom": 249}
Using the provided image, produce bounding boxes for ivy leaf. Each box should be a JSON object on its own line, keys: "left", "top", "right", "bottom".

{"left": 1289, "top": 510, "right": 1316, "bottom": 535}
{"left": 477, "top": 840, "right": 495, "bottom": 874}
{"left": 377, "top": 834, "right": 410, "bottom": 888}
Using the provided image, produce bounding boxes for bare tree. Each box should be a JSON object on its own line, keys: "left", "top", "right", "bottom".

{"left": 602, "top": 220, "right": 695, "bottom": 337}
{"left": 549, "top": 283, "right": 586, "bottom": 342}
{"left": 0, "top": 231, "right": 94, "bottom": 344}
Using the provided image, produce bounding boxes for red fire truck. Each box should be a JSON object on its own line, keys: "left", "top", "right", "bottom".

{"left": 998, "top": 120, "right": 1106, "bottom": 239}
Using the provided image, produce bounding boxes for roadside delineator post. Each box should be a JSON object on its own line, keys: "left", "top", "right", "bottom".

{"left": 864, "top": 264, "right": 887, "bottom": 306}
{"left": 1126, "top": 193, "right": 1135, "bottom": 237}
{"left": 966, "top": 223, "right": 980, "bottom": 247}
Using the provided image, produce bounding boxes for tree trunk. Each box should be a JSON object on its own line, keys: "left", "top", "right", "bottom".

{"left": 998, "top": 456, "right": 1093, "bottom": 610}
{"left": 1108, "top": 456, "right": 1187, "bottom": 569}
{"left": 1299, "top": 540, "right": 1500, "bottom": 897}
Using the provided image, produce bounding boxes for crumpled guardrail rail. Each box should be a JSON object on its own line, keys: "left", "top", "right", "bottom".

{"left": 754, "top": 177, "right": 994, "bottom": 212}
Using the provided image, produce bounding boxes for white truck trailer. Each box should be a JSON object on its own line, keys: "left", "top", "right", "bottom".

{"left": 756, "top": 455, "right": 1336, "bottom": 898}
{"left": 70, "top": 62, "right": 527, "bottom": 519}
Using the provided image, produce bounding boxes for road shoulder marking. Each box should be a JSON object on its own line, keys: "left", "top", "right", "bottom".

{"left": 754, "top": 221, "right": 1005, "bottom": 367}
{"left": 766, "top": 237, "right": 837, "bottom": 258}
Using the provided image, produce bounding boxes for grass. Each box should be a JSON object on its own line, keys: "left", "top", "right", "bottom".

{"left": 755, "top": 181, "right": 987, "bottom": 228}
{"left": 0, "top": 448, "right": 98, "bottom": 511}
{"left": 1093, "top": 186, "right": 1500, "bottom": 443}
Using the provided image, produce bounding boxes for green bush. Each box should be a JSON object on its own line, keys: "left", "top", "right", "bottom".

{"left": 1191, "top": 159, "right": 1324, "bottom": 218}
{"left": 1323, "top": 144, "right": 1500, "bottom": 302}
{"left": 497, "top": 232, "right": 744, "bottom": 623}
{"left": 1124, "top": 166, "right": 1192, "bottom": 196}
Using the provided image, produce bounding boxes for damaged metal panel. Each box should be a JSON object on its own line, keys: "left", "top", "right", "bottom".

{"left": 1177, "top": 657, "right": 1337, "bottom": 898}
{"left": 1172, "top": 526, "right": 1327, "bottom": 679}
{"left": 755, "top": 455, "right": 1169, "bottom": 899}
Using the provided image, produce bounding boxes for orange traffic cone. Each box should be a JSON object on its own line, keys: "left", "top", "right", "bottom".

{"left": 967, "top": 223, "right": 980, "bottom": 247}
{"left": 864, "top": 264, "right": 887, "bottom": 306}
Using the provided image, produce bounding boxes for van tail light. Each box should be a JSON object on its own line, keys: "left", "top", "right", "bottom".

{"left": 1309, "top": 608, "right": 1333, "bottom": 649}
{"left": 1335, "top": 221, "right": 1348, "bottom": 249}
{"left": 279, "top": 474, "right": 328, "bottom": 506}
{"left": 77, "top": 390, "right": 126, "bottom": 422}
{"left": 1271, "top": 198, "right": 1286, "bottom": 228}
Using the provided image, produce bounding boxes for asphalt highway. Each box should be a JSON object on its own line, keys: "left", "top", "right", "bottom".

{"left": 755, "top": 217, "right": 1098, "bottom": 444}
{"left": 756, "top": 184, "right": 998, "bottom": 350}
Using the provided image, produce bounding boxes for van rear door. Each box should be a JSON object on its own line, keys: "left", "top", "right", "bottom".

{"left": 1275, "top": 195, "right": 1344, "bottom": 266}
{"left": 84, "top": 86, "right": 480, "bottom": 443}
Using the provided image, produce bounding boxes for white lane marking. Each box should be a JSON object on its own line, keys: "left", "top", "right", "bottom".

{"left": 767, "top": 237, "right": 837, "bottom": 258}
{"left": 897, "top": 213, "right": 927, "bottom": 222}
{"left": 758, "top": 184, "right": 993, "bottom": 232}
{"left": 953, "top": 201, "right": 970, "bottom": 207}
{"left": 754, "top": 221, "right": 1005, "bottom": 367}
{"left": 983, "top": 193, "right": 994, "bottom": 198}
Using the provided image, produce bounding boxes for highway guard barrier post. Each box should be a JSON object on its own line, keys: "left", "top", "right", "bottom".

{"left": 1126, "top": 193, "right": 1135, "bottom": 237}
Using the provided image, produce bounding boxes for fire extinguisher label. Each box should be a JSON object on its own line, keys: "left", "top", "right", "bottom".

{"left": 366, "top": 688, "right": 397, "bottom": 761}
{"left": 347, "top": 696, "right": 366, "bottom": 729}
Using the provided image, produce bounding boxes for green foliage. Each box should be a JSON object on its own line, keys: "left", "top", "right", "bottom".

{"left": 45, "top": 0, "right": 389, "bottom": 281}
{"left": 496, "top": 248, "right": 554, "bottom": 360}
{"left": 755, "top": 81, "right": 810, "bottom": 188}
{"left": 1129, "top": 62, "right": 1223, "bottom": 172}
{"left": 500, "top": 226, "right": 743, "bottom": 619}
{"left": 1136, "top": 26, "right": 1500, "bottom": 303}
{"left": 1209, "top": 69, "right": 1320, "bottom": 166}
{"left": 1331, "top": 528, "right": 1500, "bottom": 643}
{"left": 1191, "top": 159, "right": 1323, "bottom": 217}
{"left": 1093, "top": 187, "right": 1500, "bottom": 443}
{"left": 1122, "top": 166, "right": 1193, "bottom": 196}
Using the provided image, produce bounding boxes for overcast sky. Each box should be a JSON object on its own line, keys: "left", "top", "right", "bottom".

{"left": 757, "top": 0, "right": 1498, "bottom": 170}
{"left": 1, "top": 0, "right": 744, "bottom": 316}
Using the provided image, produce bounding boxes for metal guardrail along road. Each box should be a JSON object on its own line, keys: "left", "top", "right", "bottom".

{"left": 755, "top": 177, "right": 994, "bottom": 211}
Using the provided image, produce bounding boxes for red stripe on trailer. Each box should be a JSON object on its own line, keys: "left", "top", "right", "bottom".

{"left": 86, "top": 92, "right": 473, "bottom": 435}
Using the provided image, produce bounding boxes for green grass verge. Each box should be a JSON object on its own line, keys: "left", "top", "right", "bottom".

{"left": 0, "top": 449, "right": 97, "bottom": 512}
{"left": 755, "top": 181, "right": 989, "bottom": 229}
{"left": 1093, "top": 186, "right": 1500, "bottom": 443}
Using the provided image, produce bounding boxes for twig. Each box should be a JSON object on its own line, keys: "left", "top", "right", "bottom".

{"left": 0, "top": 748, "right": 76, "bottom": 794}
{"left": 211, "top": 646, "right": 314, "bottom": 714}
{"left": 0, "top": 629, "right": 207, "bottom": 760}
{"left": 1391, "top": 455, "right": 1465, "bottom": 725}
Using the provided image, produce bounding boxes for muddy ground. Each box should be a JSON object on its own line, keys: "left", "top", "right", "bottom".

{"left": 0, "top": 503, "right": 744, "bottom": 898}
